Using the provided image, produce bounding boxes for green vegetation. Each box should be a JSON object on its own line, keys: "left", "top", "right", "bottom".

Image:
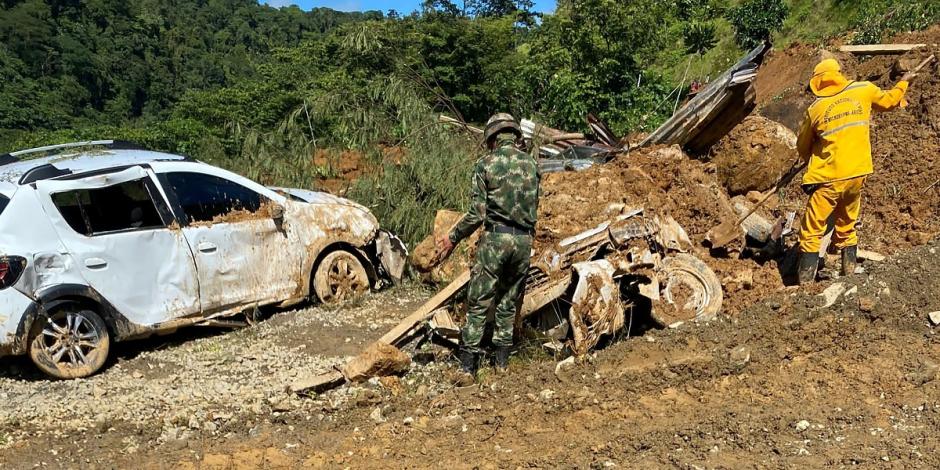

{"left": 1, "top": 0, "right": 938, "bottom": 245}
{"left": 727, "top": 0, "right": 789, "bottom": 48}
{"left": 776, "top": 0, "right": 940, "bottom": 46}
{"left": 850, "top": 1, "right": 940, "bottom": 44}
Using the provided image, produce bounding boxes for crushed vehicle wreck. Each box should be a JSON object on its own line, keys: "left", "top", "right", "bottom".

{"left": 0, "top": 140, "right": 407, "bottom": 379}
{"left": 292, "top": 211, "right": 722, "bottom": 394}
{"left": 518, "top": 210, "right": 722, "bottom": 353}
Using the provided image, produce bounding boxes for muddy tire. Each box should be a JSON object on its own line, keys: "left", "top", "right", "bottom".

{"left": 313, "top": 250, "right": 370, "bottom": 304}
{"left": 28, "top": 306, "right": 110, "bottom": 379}
{"left": 651, "top": 254, "right": 723, "bottom": 327}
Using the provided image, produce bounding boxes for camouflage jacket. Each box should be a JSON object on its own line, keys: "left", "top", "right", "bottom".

{"left": 449, "top": 136, "right": 541, "bottom": 243}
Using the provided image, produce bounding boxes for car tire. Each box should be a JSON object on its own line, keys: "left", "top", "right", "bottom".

{"left": 28, "top": 305, "right": 111, "bottom": 379}
{"left": 313, "top": 250, "right": 370, "bottom": 304}
{"left": 650, "top": 254, "right": 723, "bottom": 327}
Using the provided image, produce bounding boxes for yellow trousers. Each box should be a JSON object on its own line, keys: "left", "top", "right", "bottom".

{"left": 798, "top": 176, "right": 865, "bottom": 254}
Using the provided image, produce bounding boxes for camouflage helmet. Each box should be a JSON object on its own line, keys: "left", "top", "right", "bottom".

{"left": 483, "top": 113, "right": 522, "bottom": 146}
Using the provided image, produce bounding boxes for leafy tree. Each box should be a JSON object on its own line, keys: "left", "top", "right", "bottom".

{"left": 726, "top": 0, "right": 789, "bottom": 48}
{"left": 849, "top": 1, "right": 940, "bottom": 44}
{"left": 683, "top": 21, "right": 718, "bottom": 55}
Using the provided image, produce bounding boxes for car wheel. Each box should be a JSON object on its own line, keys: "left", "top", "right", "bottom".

{"left": 28, "top": 305, "right": 111, "bottom": 379}
{"left": 313, "top": 250, "right": 370, "bottom": 304}
{"left": 650, "top": 254, "right": 723, "bottom": 327}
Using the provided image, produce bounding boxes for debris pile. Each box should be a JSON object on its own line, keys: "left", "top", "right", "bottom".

{"left": 292, "top": 32, "right": 940, "bottom": 393}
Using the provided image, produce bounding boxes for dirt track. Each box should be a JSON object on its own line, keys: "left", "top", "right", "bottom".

{"left": 3, "top": 238, "right": 936, "bottom": 469}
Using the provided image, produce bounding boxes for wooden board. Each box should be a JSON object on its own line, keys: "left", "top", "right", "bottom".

{"left": 291, "top": 270, "right": 471, "bottom": 395}
{"left": 290, "top": 369, "right": 345, "bottom": 394}
{"left": 839, "top": 44, "right": 926, "bottom": 55}
{"left": 378, "top": 269, "right": 471, "bottom": 345}
{"left": 429, "top": 308, "right": 460, "bottom": 337}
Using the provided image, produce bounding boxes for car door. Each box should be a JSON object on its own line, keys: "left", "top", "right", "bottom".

{"left": 154, "top": 168, "right": 303, "bottom": 313}
{"left": 35, "top": 166, "right": 202, "bottom": 325}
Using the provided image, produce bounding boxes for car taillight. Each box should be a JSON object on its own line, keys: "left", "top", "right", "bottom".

{"left": 0, "top": 256, "right": 26, "bottom": 290}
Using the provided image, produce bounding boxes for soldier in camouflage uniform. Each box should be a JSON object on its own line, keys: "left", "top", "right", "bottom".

{"left": 436, "top": 113, "right": 540, "bottom": 377}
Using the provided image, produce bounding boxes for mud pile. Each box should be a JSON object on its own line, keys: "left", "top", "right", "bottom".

{"left": 709, "top": 115, "right": 798, "bottom": 195}
{"left": 754, "top": 26, "right": 940, "bottom": 254}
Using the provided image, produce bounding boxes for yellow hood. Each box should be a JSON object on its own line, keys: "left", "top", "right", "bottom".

{"left": 809, "top": 59, "right": 849, "bottom": 97}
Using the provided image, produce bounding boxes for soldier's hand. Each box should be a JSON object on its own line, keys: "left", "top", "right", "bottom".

{"left": 435, "top": 234, "right": 455, "bottom": 261}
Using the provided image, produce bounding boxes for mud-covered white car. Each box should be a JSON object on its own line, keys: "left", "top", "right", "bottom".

{"left": 0, "top": 141, "right": 406, "bottom": 378}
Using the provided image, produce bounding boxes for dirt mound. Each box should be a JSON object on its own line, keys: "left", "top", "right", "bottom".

{"left": 755, "top": 45, "right": 862, "bottom": 131}
{"left": 537, "top": 146, "right": 730, "bottom": 250}
{"left": 710, "top": 116, "right": 798, "bottom": 195}
{"left": 537, "top": 145, "right": 785, "bottom": 314}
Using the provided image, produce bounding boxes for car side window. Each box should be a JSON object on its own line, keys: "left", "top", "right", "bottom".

{"left": 51, "top": 178, "right": 166, "bottom": 236}
{"left": 162, "top": 172, "right": 267, "bottom": 224}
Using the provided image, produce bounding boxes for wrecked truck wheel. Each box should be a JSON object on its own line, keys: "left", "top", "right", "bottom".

{"left": 651, "top": 254, "right": 723, "bottom": 327}
{"left": 28, "top": 306, "right": 110, "bottom": 379}
{"left": 314, "top": 250, "right": 370, "bottom": 304}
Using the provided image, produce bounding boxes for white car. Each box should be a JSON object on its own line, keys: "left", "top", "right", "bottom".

{"left": 0, "top": 141, "right": 406, "bottom": 379}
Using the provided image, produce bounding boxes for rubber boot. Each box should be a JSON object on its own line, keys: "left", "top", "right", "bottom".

{"left": 797, "top": 252, "right": 819, "bottom": 285}
{"left": 450, "top": 347, "right": 478, "bottom": 386}
{"left": 841, "top": 245, "right": 858, "bottom": 276}
{"left": 458, "top": 347, "right": 479, "bottom": 375}
{"left": 493, "top": 346, "right": 511, "bottom": 372}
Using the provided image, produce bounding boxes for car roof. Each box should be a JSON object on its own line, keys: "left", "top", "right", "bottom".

{"left": 0, "top": 143, "right": 186, "bottom": 185}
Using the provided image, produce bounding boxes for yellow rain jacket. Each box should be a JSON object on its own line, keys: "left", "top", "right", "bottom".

{"left": 796, "top": 59, "right": 910, "bottom": 254}
{"left": 797, "top": 59, "right": 909, "bottom": 184}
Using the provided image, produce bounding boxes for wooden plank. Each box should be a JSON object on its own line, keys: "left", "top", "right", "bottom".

{"left": 378, "top": 269, "right": 471, "bottom": 345}
{"left": 290, "top": 369, "right": 345, "bottom": 394}
{"left": 839, "top": 44, "right": 926, "bottom": 55}
{"left": 429, "top": 308, "right": 460, "bottom": 337}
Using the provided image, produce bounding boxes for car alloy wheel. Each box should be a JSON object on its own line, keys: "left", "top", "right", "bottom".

{"left": 314, "top": 250, "right": 370, "bottom": 304}
{"left": 29, "top": 307, "right": 110, "bottom": 379}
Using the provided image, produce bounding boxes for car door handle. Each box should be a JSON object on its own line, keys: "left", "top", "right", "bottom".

{"left": 197, "top": 242, "right": 218, "bottom": 254}
{"left": 85, "top": 258, "right": 108, "bottom": 270}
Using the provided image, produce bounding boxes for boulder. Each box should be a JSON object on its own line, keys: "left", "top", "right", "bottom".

{"left": 341, "top": 342, "right": 411, "bottom": 382}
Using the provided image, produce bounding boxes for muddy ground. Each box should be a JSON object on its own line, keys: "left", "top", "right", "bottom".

{"left": 3, "top": 235, "right": 937, "bottom": 469}
{"left": 0, "top": 286, "right": 432, "bottom": 468}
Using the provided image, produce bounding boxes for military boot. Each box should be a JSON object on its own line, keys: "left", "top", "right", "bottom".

{"left": 493, "top": 346, "right": 511, "bottom": 372}
{"left": 451, "top": 347, "right": 478, "bottom": 386}
{"left": 841, "top": 246, "right": 858, "bottom": 276}
{"left": 458, "top": 347, "right": 478, "bottom": 374}
{"left": 797, "top": 252, "right": 819, "bottom": 285}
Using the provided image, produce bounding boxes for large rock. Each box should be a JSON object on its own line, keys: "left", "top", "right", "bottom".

{"left": 341, "top": 342, "right": 411, "bottom": 382}
{"left": 410, "top": 209, "right": 479, "bottom": 284}
{"left": 411, "top": 210, "right": 462, "bottom": 272}
{"left": 710, "top": 116, "right": 798, "bottom": 196}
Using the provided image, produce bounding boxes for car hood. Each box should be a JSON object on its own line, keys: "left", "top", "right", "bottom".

{"left": 270, "top": 187, "right": 370, "bottom": 212}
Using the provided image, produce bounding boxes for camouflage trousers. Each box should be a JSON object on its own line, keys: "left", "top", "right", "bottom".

{"left": 462, "top": 232, "right": 532, "bottom": 349}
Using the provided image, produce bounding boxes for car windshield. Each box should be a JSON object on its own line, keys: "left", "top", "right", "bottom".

{"left": 0, "top": 194, "right": 8, "bottom": 217}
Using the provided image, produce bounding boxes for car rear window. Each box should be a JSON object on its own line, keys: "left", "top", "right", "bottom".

{"left": 51, "top": 179, "right": 165, "bottom": 236}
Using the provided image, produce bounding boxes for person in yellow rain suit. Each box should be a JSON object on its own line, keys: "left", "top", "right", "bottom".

{"left": 796, "top": 58, "right": 919, "bottom": 284}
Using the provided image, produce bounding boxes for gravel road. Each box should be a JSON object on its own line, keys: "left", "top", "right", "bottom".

{"left": 0, "top": 285, "right": 430, "bottom": 462}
